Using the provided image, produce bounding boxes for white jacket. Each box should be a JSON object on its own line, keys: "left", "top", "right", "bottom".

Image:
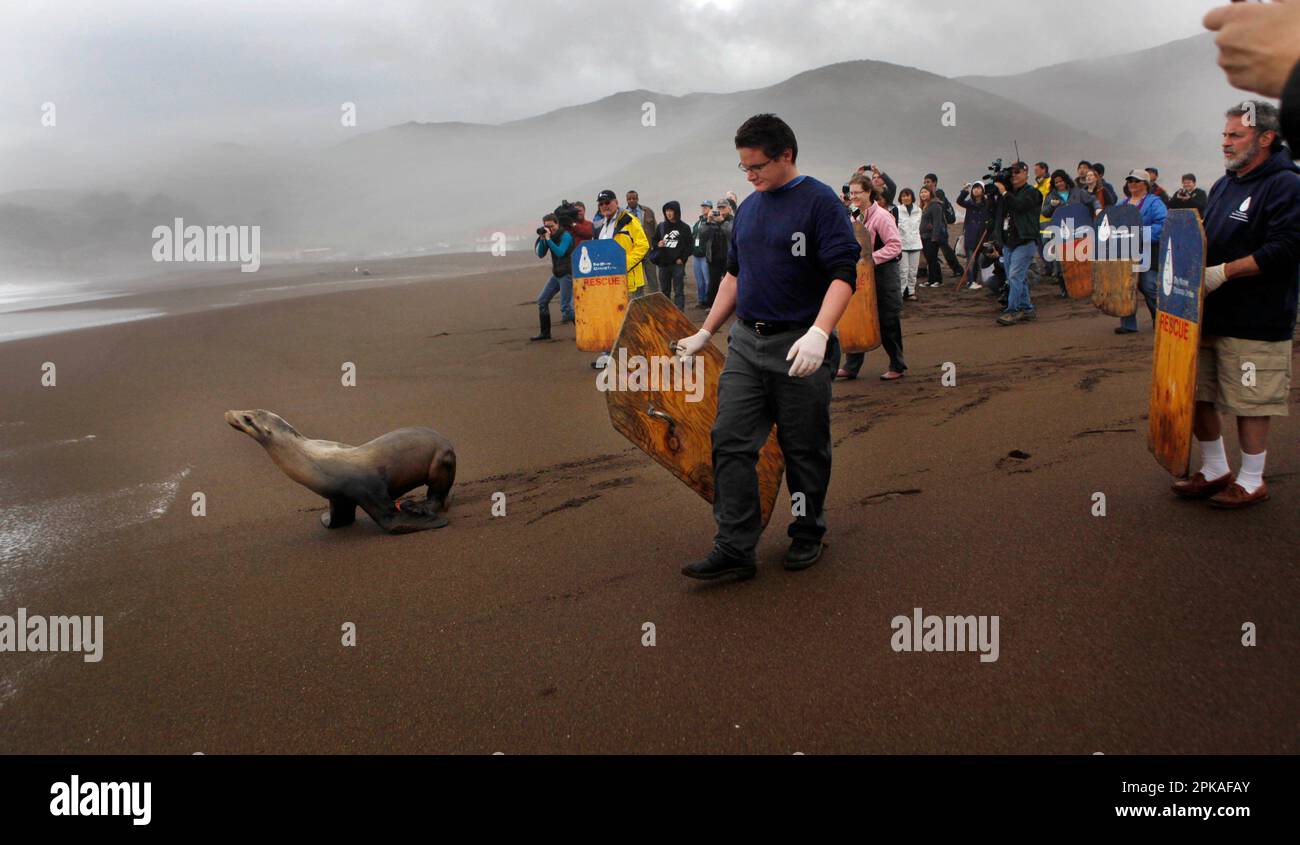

{"left": 894, "top": 203, "right": 923, "bottom": 250}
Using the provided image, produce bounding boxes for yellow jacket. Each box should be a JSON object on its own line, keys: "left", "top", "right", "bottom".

{"left": 600, "top": 210, "right": 649, "bottom": 293}
{"left": 1036, "top": 177, "right": 1052, "bottom": 223}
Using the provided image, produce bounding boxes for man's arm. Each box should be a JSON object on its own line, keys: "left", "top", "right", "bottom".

{"left": 700, "top": 273, "right": 739, "bottom": 334}
{"left": 811, "top": 279, "right": 854, "bottom": 337}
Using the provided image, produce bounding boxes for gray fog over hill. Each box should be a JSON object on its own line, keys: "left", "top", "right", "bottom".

{"left": 958, "top": 32, "right": 1268, "bottom": 159}
{"left": 2, "top": 35, "right": 1238, "bottom": 282}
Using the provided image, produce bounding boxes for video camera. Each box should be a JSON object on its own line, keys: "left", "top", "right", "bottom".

{"left": 985, "top": 157, "right": 1014, "bottom": 188}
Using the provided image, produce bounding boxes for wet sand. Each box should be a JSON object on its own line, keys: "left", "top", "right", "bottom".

{"left": 0, "top": 256, "right": 1295, "bottom": 753}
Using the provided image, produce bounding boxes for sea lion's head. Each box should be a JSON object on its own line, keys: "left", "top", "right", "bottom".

{"left": 224, "top": 409, "right": 300, "bottom": 444}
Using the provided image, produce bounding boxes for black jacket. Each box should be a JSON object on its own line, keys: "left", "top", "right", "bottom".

{"left": 1167, "top": 188, "right": 1207, "bottom": 215}
{"left": 992, "top": 183, "right": 1043, "bottom": 247}
{"left": 652, "top": 201, "right": 693, "bottom": 266}
{"left": 1203, "top": 148, "right": 1300, "bottom": 341}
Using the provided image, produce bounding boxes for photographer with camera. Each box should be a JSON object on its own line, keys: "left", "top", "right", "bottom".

{"left": 530, "top": 209, "right": 577, "bottom": 341}
{"left": 701, "top": 198, "right": 733, "bottom": 307}
{"left": 1168, "top": 173, "right": 1208, "bottom": 215}
{"left": 957, "top": 180, "right": 995, "bottom": 289}
{"left": 991, "top": 162, "right": 1042, "bottom": 326}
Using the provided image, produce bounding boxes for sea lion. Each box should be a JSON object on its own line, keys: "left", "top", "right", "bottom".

{"left": 224, "top": 409, "right": 455, "bottom": 534}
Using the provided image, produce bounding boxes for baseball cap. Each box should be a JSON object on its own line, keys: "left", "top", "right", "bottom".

{"left": 596, "top": 189, "right": 617, "bottom": 203}
{"left": 700, "top": 200, "right": 713, "bottom": 207}
{"left": 1125, "top": 169, "right": 1151, "bottom": 182}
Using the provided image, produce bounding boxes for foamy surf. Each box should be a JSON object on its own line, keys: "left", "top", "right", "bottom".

{"left": 0, "top": 466, "right": 192, "bottom": 591}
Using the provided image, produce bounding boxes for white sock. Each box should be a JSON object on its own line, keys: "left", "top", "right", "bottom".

{"left": 1236, "top": 450, "right": 1266, "bottom": 494}
{"left": 1197, "top": 437, "right": 1230, "bottom": 482}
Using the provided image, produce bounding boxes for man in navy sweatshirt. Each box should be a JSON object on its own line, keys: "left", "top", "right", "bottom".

{"left": 1173, "top": 101, "right": 1300, "bottom": 510}
{"left": 674, "top": 114, "right": 860, "bottom": 579}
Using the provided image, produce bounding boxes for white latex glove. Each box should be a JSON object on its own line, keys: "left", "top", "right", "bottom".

{"left": 786, "top": 326, "right": 830, "bottom": 378}
{"left": 674, "top": 328, "right": 711, "bottom": 359}
{"left": 1204, "top": 263, "right": 1228, "bottom": 293}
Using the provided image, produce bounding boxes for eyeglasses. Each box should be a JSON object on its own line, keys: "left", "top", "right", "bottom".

{"left": 737, "top": 158, "right": 775, "bottom": 174}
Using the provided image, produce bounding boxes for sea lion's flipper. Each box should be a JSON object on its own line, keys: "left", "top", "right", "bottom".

{"left": 321, "top": 497, "right": 358, "bottom": 529}
{"left": 357, "top": 491, "right": 448, "bottom": 534}
{"left": 425, "top": 449, "right": 456, "bottom": 512}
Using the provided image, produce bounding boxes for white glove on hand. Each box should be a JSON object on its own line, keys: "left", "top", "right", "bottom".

{"left": 786, "top": 326, "right": 829, "bottom": 378}
{"left": 1204, "top": 263, "right": 1228, "bottom": 293}
{"left": 675, "top": 329, "right": 711, "bottom": 359}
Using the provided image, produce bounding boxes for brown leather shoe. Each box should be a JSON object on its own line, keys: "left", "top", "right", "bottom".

{"left": 1209, "top": 482, "right": 1269, "bottom": 509}
{"left": 1171, "top": 472, "right": 1235, "bottom": 500}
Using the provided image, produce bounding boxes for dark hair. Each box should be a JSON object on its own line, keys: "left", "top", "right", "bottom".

{"left": 1146, "top": 167, "right": 1159, "bottom": 177}
{"left": 1181, "top": 173, "right": 1196, "bottom": 183}
{"left": 924, "top": 173, "right": 938, "bottom": 183}
{"left": 898, "top": 187, "right": 915, "bottom": 204}
{"left": 1050, "top": 169, "right": 1074, "bottom": 190}
{"left": 1077, "top": 160, "right": 1091, "bottom": 168}
{"left": 542, "top": 213, "right": 558, "bottom": 223}
{"left": 574, "top": 201, "right": 585, "bottom": 209}
{"left": 1035, "top": 161, "right": 1049, "bottom": 172}
{"left": 734, "top": 113, "right": 798, "bottom": 164}
{"left": 1092, "top": 162, "right": 1106, "bottom": 176}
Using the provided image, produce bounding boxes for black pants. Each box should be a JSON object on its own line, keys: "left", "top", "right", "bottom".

{"left": 939, "top": 237, "right": 963, "bottom": 275}
{"left": 712, "top": 321, "right": 839, "bottom": 561}
{"left": 841, "top": 260, "right": 905, "bottom": 376}
{"left": 922, "top": 240, "right": 943, "bottom": 284}
{"left": 705, "top": 260, "right": 727, "bottom": 305}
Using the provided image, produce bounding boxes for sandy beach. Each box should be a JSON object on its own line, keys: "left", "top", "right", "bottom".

{"left": 0, "top": 254, "right": 1295, "bottom": 754}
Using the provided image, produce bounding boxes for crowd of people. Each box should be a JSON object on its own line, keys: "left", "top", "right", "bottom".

{"left": 513, "top": 0, "right": 1300, "bottom": 580}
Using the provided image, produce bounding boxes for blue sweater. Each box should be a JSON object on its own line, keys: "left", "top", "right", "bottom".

{"left": 1203, "top": 148, "right": 1300, "bottom": 341}
{"left": 724, "top": 175, "right": 860, "bottom": 324}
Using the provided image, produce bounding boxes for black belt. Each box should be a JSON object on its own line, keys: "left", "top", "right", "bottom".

{"left": 741, "top": 319, "right": 808, "bottom": 336}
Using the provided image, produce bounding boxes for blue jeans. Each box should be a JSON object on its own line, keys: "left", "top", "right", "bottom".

{"left": 1119, "top": 268, "right": 1159, "bottom": 331}
{"left": 1001, "top": 242, "right": 1036, "bottom": 313}
{"left": 692, "top": 256, "right": 709, "bottom": 303}
{"left": 537, "top": 274, "right": 574, "bottom": 321}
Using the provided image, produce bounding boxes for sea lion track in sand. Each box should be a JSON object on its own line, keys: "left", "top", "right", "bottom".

{"left": 859, "top": 489, "right": 923, "bottom": 505}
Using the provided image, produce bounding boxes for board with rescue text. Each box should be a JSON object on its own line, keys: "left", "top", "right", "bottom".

{"left": 572, "top": 239, "right": 629, "bottom": 352}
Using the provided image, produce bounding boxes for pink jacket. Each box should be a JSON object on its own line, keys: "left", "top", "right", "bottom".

{"left": 862, "top": 203, "right": 902, "bottom": 265}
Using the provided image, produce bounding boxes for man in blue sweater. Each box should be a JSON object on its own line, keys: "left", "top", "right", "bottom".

{"left": 1172, "top": 101, "right": 1300, "bottom": 509}
{"left": 673, "top": 114, "right": 860, "bottom": 579}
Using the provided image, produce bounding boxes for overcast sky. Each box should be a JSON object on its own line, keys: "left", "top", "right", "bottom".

{"left": 2, "top": 0, "right": 1218, "bottom": 170}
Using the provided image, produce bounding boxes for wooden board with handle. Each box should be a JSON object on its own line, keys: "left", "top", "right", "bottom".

{"left": 604, "top": 294, "right": 785, "bottom": 527}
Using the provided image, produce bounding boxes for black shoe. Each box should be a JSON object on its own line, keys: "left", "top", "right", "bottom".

{"left": 682, "top": 549, "right": 756, "bottom": 581}
{"left": 1114, "top": 326, "right": 1137, "bottom": 335}
{"left": 783, "top": 539, "right": 824, "bottom": 571}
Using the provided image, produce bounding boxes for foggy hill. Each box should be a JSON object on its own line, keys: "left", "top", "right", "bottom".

{"left": 2, "top": 41, "right": 1231, "bottom": 280}
{"left": 958, "top": 32, "right": 1261, "bottom": 161}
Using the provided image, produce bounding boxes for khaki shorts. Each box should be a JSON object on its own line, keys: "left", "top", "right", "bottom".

{"left": 1195, "top": 335, "right": 1293, "bottom": 417}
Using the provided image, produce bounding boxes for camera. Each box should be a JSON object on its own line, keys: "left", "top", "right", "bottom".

{"left": 850, "top": 204, "right": 864, "bottom": 221}
{"left": 536, "top": 226, "right": 548, "bottom": 237}
{"left": 553, "top": 199, "right": 580, "bottom": 228}
{"left": 841, "top": 184, "right": 851, "bottom": 198}
{"left": 986, "top": 157, "right": 1013, "bottom": 188}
